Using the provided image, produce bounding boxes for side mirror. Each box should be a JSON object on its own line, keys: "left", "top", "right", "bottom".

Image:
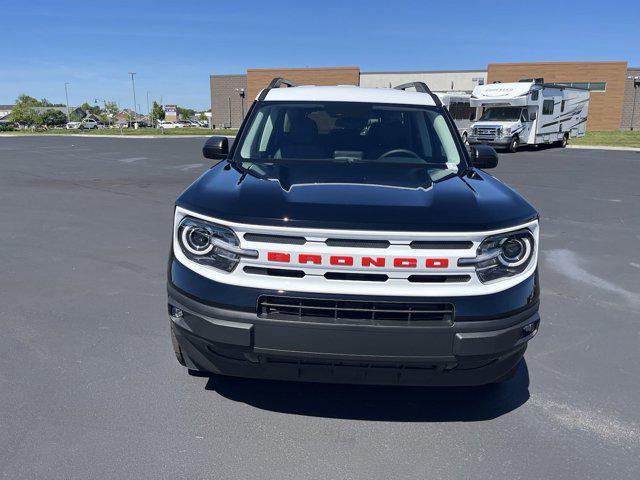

{"left": 203, "top": 136, "right": 229, "bottom": 160}
{"left": 530, "top": 112, "right": 537, "bottom": 121}
{"left": 469, "top": 111, "right": 476, "bottom": 121}
{"left": 469, "top": 144, "right": 499, "bottom": 169}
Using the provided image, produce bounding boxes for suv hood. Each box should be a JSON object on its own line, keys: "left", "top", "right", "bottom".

{"left": 177, "top": 162, "right": 537, "bottom": 232}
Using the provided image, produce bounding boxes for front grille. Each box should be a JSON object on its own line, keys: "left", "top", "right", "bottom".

{"left": 244, "top": 233, "right": 306, "bottom": 245}
{"left": 475, "top": 127, "right": 499, "bottom": 138}
{"left": 324, "top": 272, "right": 388, "bottom": 282}
{"left": 325, "top": 238, "right": 390, "bottom": 248}
{"left": 243, "top": 266, "right": 305, "bottom": 278}
{"left": 258, "top": 296, "right": 454, "bottom": 326}
{"left": 410, "top": 240, "right": 473, "bottom": 249}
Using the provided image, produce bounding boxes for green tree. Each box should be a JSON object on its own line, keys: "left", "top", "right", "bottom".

{"left": 79, "top": 101, "right": 102, "bottom": 116}
{"left": 40, "top": 109, "right": 67, "bottom": 126}
{"left": 177, "top": 106, "right": 195, "bottom": 120}
{"left": 9, "top": 94, "right": 41, "bottom": 125}
{"left": 104, "top": 102, "right": 120, "bottom": 118}
{"left": 150, "top": 101, "right": 165, "bottom": 125}
{"left": 198, "top": 112, "right": 206, "bottom": 122}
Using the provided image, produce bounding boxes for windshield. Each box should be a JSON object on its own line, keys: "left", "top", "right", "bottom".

{"left": 233, "top": 101, "right": 463, "bottom": 180}
{"left": 479, "top": 107, "right": 523, "bottom": 121}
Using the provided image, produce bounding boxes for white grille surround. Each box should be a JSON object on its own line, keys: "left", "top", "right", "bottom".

{"left": 173, "top": 206, "right": 539, "bottom": 297}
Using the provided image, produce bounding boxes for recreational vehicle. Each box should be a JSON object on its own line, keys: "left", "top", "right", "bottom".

{"left": 434, "top": 91, "right": 478, "bottom": 143}
{"left": 468, "top": 80, "right": 590, "bottom": 152}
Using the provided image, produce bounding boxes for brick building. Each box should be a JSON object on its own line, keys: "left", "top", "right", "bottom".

{"left": 621, "top": 67, "right": 640, "bottom": 130}
{"left": 209, "top": 74, "right": 247, "bottom": 129}
{"left": 210, "top": 61, "right": 639, "bottom": 131}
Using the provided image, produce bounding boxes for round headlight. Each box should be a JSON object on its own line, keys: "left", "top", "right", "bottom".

{"left": 181, "top": 226, "right": 213, "bottom": 255}
{"left": 176, "top": 216, "right": 243, "bottom": 272}
{"left": 471, "top": 229, "right": 536, "bottom": 283}
{"left": 499, "top": 236, "right": 531, "bottom": 267}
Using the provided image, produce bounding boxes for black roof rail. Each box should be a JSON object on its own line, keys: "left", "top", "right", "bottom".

{"left": 393, "top": 81, "right": 442, "bottom": 106}
{"left": 257, "top": 77, "right": 298, "bottom": 101}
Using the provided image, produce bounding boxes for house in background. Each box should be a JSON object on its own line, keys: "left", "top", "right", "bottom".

{"left": 115, "top": 109, "right": 148, "bottom": 126}
{"left": 0, "top": 104, "right": 14, "bottom": 123}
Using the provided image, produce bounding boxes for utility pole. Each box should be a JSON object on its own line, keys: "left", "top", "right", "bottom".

{"left": 236, "top": 88, "right": 246, "bottom": 122}
{"left": 94, "top": 98, "right": 108, "bottom": 125}
{"left": 146, "top": 91, "right": 150, "bottom": 115}
{"left": 64, "top": 83, "right": 70, "bottom": 122}
{"left": 628, "top": 76, "right": 640, "bottom": 131}
{"left": 128, "top": 72, "right": 137, "bottom": 124}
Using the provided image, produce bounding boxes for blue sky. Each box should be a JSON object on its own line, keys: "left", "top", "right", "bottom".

{"left": 2, "top": 0, "right": 638, "bottom": 110}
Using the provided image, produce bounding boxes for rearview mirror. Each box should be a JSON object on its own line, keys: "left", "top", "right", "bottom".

{"left": 469, "top": 144, "right": 499, "bottom": 169}
{"left": 530, "top": 112, "right": 537, "bottom": 121}
{"left": 203, "top": 136, "right": 229, "bottom": 160}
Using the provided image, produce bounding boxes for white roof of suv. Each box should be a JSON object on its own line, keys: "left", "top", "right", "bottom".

{"left": 260, "top": 85, "right": 437, "bottom": 106}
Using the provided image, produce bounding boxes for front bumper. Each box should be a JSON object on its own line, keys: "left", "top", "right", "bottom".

{"left": 468, "top": 135, "right": 512, "bottom": 146}
{"left": 168, "top": 264, "right": 540, "bottom": 386}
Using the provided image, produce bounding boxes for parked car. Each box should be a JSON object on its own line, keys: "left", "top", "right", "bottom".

{"left": 168, "top": 79, "right": 541, "bottom": 387}
{"left": 157, "top": 120, "right": 182, "bottom": 129}
{"left": 75, "top": 119, "right": 104, "bottom": 130}
{"left": 66, "top": 121, "right": 81, "bottom": 129}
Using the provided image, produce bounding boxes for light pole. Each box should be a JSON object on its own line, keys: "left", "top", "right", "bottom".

{"left": 628, "top": 75, "right": 640, "bottom": 131}
{"left": 64, "top": 83, "right": 70, "bottom": 122}
{"left": 146, "top": 91, "right": 150, "bottom": 115}
{"left": 235, "top": 88, "right": 246, "bottom": 122}
{"left": 128, "top": 72, "right": 137, "bottom": 125}
{"left": 94, "top": 98, "right": 108, "bottom": 126}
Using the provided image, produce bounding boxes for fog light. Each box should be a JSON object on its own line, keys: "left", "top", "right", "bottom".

{"left": 521, "top": 320, "right": 539, "bottom": 338}
{"left": 169, "top": 305, "right": 183, "bottom": 318}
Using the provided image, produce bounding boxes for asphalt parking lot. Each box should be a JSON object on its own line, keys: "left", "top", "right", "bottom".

{"left": 1, "top": 136, "right": 639, "bottom": 479}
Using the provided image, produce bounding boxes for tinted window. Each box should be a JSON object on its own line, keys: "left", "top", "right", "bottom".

{"left": 479, "top": 107, "right": 523, "bottom": 121}
{"left": 448, "top": 101, "right": 474, "bottom": 120}
{"left": 543, "top": 100, "right": 555, "bottom": 115}
{"left": 235, "top": 101, "right": 462, "bottom": 168}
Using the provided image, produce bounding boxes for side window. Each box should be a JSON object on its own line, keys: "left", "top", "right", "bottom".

{"left": 561, "top": 100, "right": 565, "bottom": 112}
{"left": 521, "top": 109, "right": 528, "bottom": 122}
{"left": 543, "top": 100, "right": 555, "bottom": 115}
{"left": 531, "top": 90, "right": 539, "bottom": 101}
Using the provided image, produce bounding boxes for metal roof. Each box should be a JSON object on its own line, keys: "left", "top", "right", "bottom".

{"left": 261, "top": 85, "right": 437, "bottom": 106}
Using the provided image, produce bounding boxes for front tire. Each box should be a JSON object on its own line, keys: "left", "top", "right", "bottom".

{"left": 558, "top": 134, "right": 568, "bottom": 148}
{"left": 508, "top": 136, "right": 519, "bottom": 153}
{"left": 461, "top": 132, "right": 468, "bottom": 145}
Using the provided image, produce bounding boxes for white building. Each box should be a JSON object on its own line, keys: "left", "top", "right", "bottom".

{"left": 360, "top": 69, "right": 487, "bottom": 93}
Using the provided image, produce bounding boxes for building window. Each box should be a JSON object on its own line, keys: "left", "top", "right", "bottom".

{"left": 543, "top": 100, "right": 555, "bottom": 115}
{"left": 553, "top": 81, "right": 607, "bottom": 92}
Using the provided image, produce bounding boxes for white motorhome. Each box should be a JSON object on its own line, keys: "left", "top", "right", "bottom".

{"left": 434, "top": 91, "right": 479, "bottom": 143}
{"left": 468, "top": 80, "right": 590, "bottom": 152}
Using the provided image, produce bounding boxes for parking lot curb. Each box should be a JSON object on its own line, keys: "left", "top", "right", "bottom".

{"left": 568, "top": 144, "right": 640, "bottom": 152}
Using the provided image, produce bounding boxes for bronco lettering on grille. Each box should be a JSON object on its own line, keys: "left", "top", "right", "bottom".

{"left": 266, "top": 252, "right": 449, "bottom": 268}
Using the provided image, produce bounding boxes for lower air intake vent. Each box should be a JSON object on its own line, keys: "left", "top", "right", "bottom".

{"left": 243, "top": 266, "right": 305, "bottom": 278}
{"left": 258, "top": 296, "right": 454, "bottom": 326}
